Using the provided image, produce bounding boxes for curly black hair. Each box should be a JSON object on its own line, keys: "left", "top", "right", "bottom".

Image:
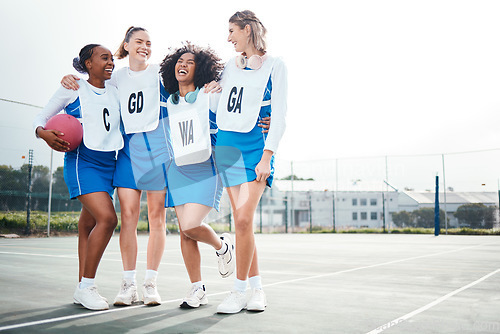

{"left": 160, "top": 42, "right": 224, "bottom": 94}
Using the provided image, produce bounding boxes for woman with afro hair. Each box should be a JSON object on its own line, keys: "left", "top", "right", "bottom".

{"left": 159, "top": 42, "right": 239, "bottom": 309}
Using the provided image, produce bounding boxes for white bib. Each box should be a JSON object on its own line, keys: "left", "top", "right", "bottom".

{"left": 79, "top": 80, "right": 124, "bottom": 152}
{"left": 115, "top": 64, "right": 160, "bottom": 134}
{"left": 216, "top": 56, "right": 275, "bottom": 133}
{"left": 167, "top": 90, "right": 211, "bottom": 166}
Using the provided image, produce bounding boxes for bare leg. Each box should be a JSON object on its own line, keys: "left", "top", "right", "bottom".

{"left": 248, "top": 247, "right": 260, "bottom": 278}
{"left": 146, "top": 190, "right": 167, "bottom": 271}
{"left": 175, "top": 203, "right": 222, "bottom": 283}
{"left": 78, "top": 192, "right": 118, "bottom": 278}
{"left": 226, "top": 180, "right": 266, "bottom": 281}
{"left": 117, "top": 188, "right": 142, "bottom": 271}
{"left": 77, "top": 207, "right": 96, "bottom": 281}
{"left": 178, "top": 222, "right": 202, "bottom": 283}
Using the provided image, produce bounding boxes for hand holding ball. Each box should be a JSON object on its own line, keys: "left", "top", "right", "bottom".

{"left": 43, "top": 114, "right": 83, "bottom": 151}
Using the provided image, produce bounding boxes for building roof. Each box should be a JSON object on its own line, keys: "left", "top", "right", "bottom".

{"left": 274, "top": 180, "right": 332, "bottom": 192}
{"left": 403, "top": 191, "right": 498, "bottom": 204}
{"left": 274, "top": 180, "right": 388, "bottom": 192}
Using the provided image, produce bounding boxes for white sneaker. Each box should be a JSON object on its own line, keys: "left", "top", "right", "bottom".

{"left": 73, "top": 285, "right": 109, "bottom": 311}
{"left": 142, "top": 278, "right": 161, "bottom": 305}
{"left": 113, "top": 279, "right": 139, "bottom": 306}
{"left": 180, "top": 285, "right": 208, "bottom": 309}
{"left": 217, "top": 233, "right": 235, "bottom": 278}
{"left": 247, "top": 288, "right": 267, "bottom": 312}
{"left": 216, "top": 290, "right": 247, "bottom": 314}
{"left": 73, "top": 285, "right": 81, "bottom": 305}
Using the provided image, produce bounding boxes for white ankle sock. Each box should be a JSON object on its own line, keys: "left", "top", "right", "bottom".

{"left": 145, "top": 269, "right": 158, "bottom": 281}
{"left": 233, "top": 278, "right": 248, "bottom": 293}
{"left": 192, "top": 281, "right": 204, "bottom": 289}
{"left": 79, "top": 277, "right": 95, "bottom": 289}
{"left": 123, "top": 270, "right": 136, "bottom": 282}
{"left": 248, "top": 276, "right": 263, "bottom": 290}
{"left": 216, "top": 241, "right": 227, "bottom": 255}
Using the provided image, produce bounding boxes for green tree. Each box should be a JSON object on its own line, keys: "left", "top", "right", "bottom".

{"left": 31, "top": 165, "right": 50, "bottom": 193}
{"left": 412, "top": 207, "right": 445, "bottom": 228}
{"left": 392, "top": 211, "right": 413, "bottom": 227}
{"left": 280, "top": 174, "right": 314, "bottom": 181}
{"left": 0, "top": 165, "right": 28, "bottom": 210}
{"left": 454, "top": 203, "right": 495, "bottom": 229}
{"left": 52, "top": 167, "right": 69, "bottom": 195}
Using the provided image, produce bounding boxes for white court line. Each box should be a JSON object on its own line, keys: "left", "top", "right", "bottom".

{"left": 0, "top": 243, "right": 489, "bottom": 332}
{"left": 0, "top": 251, "right": 77, "bottom": 259}
{"left": 0, "top": 251, "right": 189, "bottom": 267}
{"left": 366, "top": 267, "right": 500, "bottom": 334}
{"left": 0, "top": 250, "right": 309, "bottom": 276}
{"left": 262, "top": 244, "right": 484, "bottom": 288}
{"left": 0, "top": 298, "right": 179, "bottom": 332}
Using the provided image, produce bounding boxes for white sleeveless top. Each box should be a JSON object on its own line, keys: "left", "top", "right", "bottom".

{"left": 216, "top": 56, "right": 275, "bottom": 133}
{"left": 79, "top": 80, "right": 123, "bottom": 151}
{"left": 115, "top": 64, "right": 160, "bottom": 134}
{"left": 167, "top": 90, "right": 211, "bottom": 166}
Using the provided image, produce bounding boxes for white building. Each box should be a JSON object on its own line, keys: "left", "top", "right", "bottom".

{"left": 399, "top": 191, "right": 498, "bottom": 227}
{"left": 252, "top": 180, "right": 499, "bottom": 231}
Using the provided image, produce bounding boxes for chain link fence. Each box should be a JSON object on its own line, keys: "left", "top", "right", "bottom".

{"left": 1, "top": 148, "right": 500, "bottom": 235}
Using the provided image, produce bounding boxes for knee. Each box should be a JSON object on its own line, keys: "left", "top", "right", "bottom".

{"left": 101, "top": 213, "right": 118, "bottom": 231}
{"left": 182, "top": 226, "right": 200, "bottom": 240}
{"left": 120, "top": 207, "right": 138, "bottom": 222}
{"left": 148, "top": 206, "right": 165, "bottom": 223}
{"left": 234, "top": 216, "right": 254, "bottom": 234}
{"left": 148, "top": 215, "right": 166, "bottom": 232}
{"left": 180, "top": 229, "right": 193, "bottom": 242}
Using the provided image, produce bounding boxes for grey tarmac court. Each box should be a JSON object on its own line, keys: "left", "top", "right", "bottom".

{"left": 0, "top": 233, "right": 499, "bottom": 333}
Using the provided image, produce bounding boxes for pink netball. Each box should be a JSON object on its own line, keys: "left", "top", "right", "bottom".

{"left": 44, "top": 114, "right": 83, "bottom": 151}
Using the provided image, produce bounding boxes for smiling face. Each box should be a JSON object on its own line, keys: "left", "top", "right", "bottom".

{"left": 85, "top": 46, "right": 114, "bottom": 87}
{"left": 124, "top": 30, "right": 152, "bottom": 63}
{"left": 227, "top": 22, "right": 249, "bottom": 53}
{"left": 175, "top": 52, "right": 196, "bottom": 87}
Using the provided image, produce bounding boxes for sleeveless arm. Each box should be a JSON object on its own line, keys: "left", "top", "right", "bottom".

{"left": 33, "top": 87, "right": 78, "bottom": 137}
{"left": 264, "top": 58, "right": 288, "bottom": 154}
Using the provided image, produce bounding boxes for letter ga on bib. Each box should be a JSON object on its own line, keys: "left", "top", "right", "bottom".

{"left": 216, "top": 56, "right": 275, "bottom": 133}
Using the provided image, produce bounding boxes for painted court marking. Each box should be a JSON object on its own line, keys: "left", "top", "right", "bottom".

{"left": 366, "top": 267, "right": 500, "bottom": 334}
{"left": 0, "top": 243, "right": 489, "bottom": 332}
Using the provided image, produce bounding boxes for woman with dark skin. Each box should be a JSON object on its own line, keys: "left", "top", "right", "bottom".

{"left": 160, "top": 43, "right": 271, "bottom": 308}
{"left": 34, "top": 44, "right": 123, "bottom": 310}
{"left": 160, "top": 43, "right": 234, "bottom": 308}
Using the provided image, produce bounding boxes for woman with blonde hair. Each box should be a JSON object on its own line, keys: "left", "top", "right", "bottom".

{"left": 214, "top": 10, "right": 288, "bottom": 314}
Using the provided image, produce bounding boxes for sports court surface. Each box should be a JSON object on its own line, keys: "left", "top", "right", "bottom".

{"left": 0, "top": 233, "right": 499, "bottom": 333}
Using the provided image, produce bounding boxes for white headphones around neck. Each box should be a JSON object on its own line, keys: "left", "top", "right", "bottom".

{"left": 235, "top": 53, "right": 267, "bottom": 70}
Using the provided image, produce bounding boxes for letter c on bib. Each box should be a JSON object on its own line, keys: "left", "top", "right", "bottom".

{"left": 103, "top": 108, "right": 111, "bottom": 131}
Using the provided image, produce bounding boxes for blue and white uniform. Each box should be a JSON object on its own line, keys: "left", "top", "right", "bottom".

{"left": 165, "top": 90, "right": 223, "bottom": 210}
{"left": 33, "top": 81, "right": 123, "bottom": 199}
{"left": 111, "top": 64, "right": 173, "bottom": 192}
{"left": 214, "top": 55, "right": 288, "bottom": 187}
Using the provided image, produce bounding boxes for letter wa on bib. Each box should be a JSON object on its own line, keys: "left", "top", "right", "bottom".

{"left": 115, "top": 64, "right": 160, "bottom": 134}
{"left": 78, "top": 80, "right": 123, "bottom": 151}
{"left": 216, "top": 56, "right": 275, "bottom": 133}
{"left": 167, "top": 90, "right": 211, "bottom": 166}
